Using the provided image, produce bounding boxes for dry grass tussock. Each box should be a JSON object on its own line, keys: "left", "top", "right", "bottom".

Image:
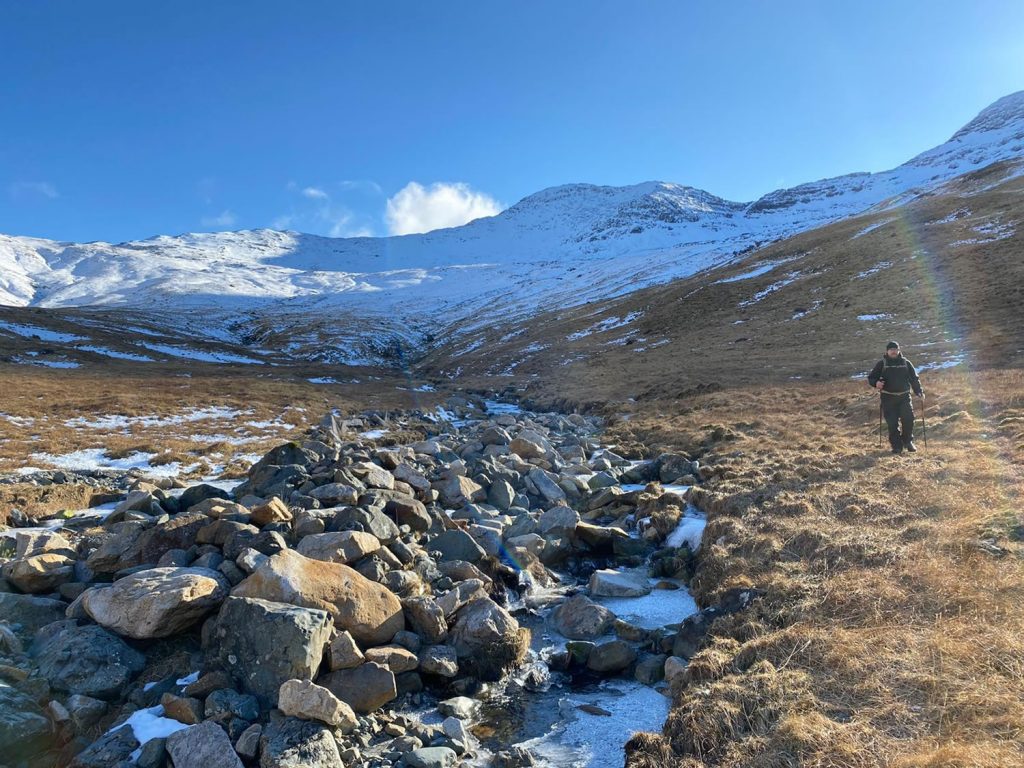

{"left": 0, "top": 366, "right": 443, "bottom": 519}
{"left": 619, "top": 368, "right": 1024, "bottom": 768}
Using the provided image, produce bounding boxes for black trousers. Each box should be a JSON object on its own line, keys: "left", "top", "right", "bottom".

{"left": 882, "top": 393, "right": 914, "bottom": 450}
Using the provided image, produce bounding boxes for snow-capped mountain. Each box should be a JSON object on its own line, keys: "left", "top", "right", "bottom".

{"left": 2, "top": 91, "right": 1023, "bottom": 365}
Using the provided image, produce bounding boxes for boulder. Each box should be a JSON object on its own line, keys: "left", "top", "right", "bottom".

{"left": 328, "top": 630, "right": 364, "bottom": 670}
{"left": 449, "top": 597, "right": 528, "bottom": 681}
{"left": 115, "top": 512, "right": 210, "bottom": 571}
{"left": 179, "top": 483, "right": 229, "bottom": 510}
{"left": 402, "top": 596, "right": 448, "bottom": 644}
{"left": 2, "top": 553, "right": 75, "bottom": 593}
{"left": 278, "top": 679, "right": 357, "bottom": 731}
{"left": 406, "top": 747, "right": 458, "bottom": 768}
{"left": 327, "top": 507, "right": 400, "bottom": 543}
{"left": 537, "top": 505, "right": 579, "bottom": 536}
{"left": 69, "top": 724, "right": 139, "bottom": 768}
{"left": 0, "top": 681, "right": 51, "bottom": 764}
{"left": 161, "top": 693, "right": 204, "bottom": 725}
{"left": 418, "top": 645, "right": 459, "bottom": 678}
{"left": 232, "top": 549, "right": 404, "bottom": 646}
{"left": 165, "top": 720, "right": 243, "bottom": 768}
{"left": 204, "top": 596, "right": 333, "bottom": 707}
{"left": 14, "top": 530, "right": 73, "bottom": 558}
{"left": 204, "top": 688, "right": 259, "bottom": 723}
{"left": 308, "top": 483, "right": 359, "bottom": 506}
{"left": 586, "top": 640, "right": 637, "bottom": 673}
{"left": 552, "top": 594, "right": 615, "bottom": 640}
{"left": 296, "top": 531, "right": 380, "bottom": 564}
{"left": 588, "top": 569, "right": 652, "bottom": 598}
{"left": 85, "top": 520, "right": 147, "bottom": 573}
{"left": 527, "top": 468, "right": 566, "bottom": 504}
{"left": 364, "top": 644, "right": 419, "bottom": 673}
{"left": 509, "top": 437, "right": 545, "bottom": 460}
{"left": 251, "top": 497, "right": 293, "bottom": 527}
{"left": 384, "top": 497, "right": 432, "bottom": 532}
{"left": 430, "top": 529, "right": 485, "bottom": 564}
{"left": 393, "top": 464, "right": 431, "bottom": 493}
{"left": 487, "top": 479, "right": 516, "bottom": 511}
{"left": 81, "top": 567, "right": 229, "bottom": 639}
{"left": 33, "top": 623, "right": 145, "bottom": 700}
{"left": 436, "top": 475, "right": 486, "bottom": 508}
{"left": 350, "top": 461, "right": 395, "bottom": 490}
{"left": 259, "top": 717, "right": 343, "bottom": 768}
{"left": 319, "top": 662, "right": 397, "bottom": 714}
{"left": 664, "top": 655, "right": 687, "bottom": 683}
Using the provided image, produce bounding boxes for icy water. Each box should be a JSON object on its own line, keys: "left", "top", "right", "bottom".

{"left": 452, "top": 399, "right": 703, "bottom": 767}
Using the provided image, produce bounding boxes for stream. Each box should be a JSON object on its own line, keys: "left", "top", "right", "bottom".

{"left": 402, "top": 400, "right": 706, "bottom": 768}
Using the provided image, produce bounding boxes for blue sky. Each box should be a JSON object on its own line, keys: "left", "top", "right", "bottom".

{"left": 2, "top": 1, "right": 1022, "bottom": 243}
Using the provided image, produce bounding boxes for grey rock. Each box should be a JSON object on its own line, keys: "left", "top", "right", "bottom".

{"left": 33, "top": 623, "right": 146, "bottom": 700}
{"left": 402, "top": 596, "right": 448, "bottom": 644}
{"left": 586, "top": 640, "right": 637, "bottom": 673}
{"left": 259, "top": 716, "right": 343, "bottom": 768}
{"left": 552, "top": 594, "right": 616, "bottom": 640}
{"left": 81, "top": 566, "right": 229, "bottom": 639}
{"left": 449, "top": 597, "right": 528, "bottom": 681}
{"left": 204, "top": 596, "right": 333, "bottom": 707}
{"left": 0, "top": 680, "right": 51, "bottom": 763}
{"left": 0, "top": 593, "right": 65, "bottom": 636}
{"left": 418, "top": 644, "right": 459, "bottom": 678}
{"left": 165, "top": 720, "right": 244, "bottom": 768}
{"left": 430, "top": 529, "right": 485, "bottom": 564}
{"left": 69, "top": 725, "right": 139, "bottom": 768}
{"left": 406, "top": 746, "right": 457, "bottom": 768}
{"left": 527, "top": 468, "right": 566, "bottom": 504}
{"left": 204, "top": 688, "right": 259, "bottom": 723}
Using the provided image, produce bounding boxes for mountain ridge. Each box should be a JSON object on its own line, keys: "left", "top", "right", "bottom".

{"left": 1, "top": 91, "right": 1023, "bottom": 366}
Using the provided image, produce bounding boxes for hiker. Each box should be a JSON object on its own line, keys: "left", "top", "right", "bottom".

{"left": 867, "top": 341, "right": 925, "bottom": 454}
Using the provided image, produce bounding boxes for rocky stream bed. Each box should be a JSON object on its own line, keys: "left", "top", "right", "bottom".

{"left": 0, "top": 395, "right": 755, "bottom": 768}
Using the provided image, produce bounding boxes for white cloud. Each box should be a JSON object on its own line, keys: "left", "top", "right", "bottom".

{"left": 201, "top": 210, "right": 237, "bottom": 228}
{"left": 385, "top": 182, "right": 502, "bottom": 235}
{"left": 275, "top": 184, "right": 377, "bottom": 237}
{"left": 9, "top": 181, "right": 58, "bottom": 200}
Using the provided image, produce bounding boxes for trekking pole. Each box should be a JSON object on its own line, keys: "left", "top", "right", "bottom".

{"left": 878, "top": 395, "right": 883, "bottom": 448}
{"left": 920, "top": 395, "right": 927, "bottom": 449}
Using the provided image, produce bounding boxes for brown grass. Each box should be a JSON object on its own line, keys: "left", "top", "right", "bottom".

{"left": 0, "top": 366, "right": 445, "bottom": 521}
{"left": 619, "top": 369, "right": 1024, "bottom": 767}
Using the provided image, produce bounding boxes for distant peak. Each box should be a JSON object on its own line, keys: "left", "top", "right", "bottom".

{"left": 951, "top": 90, "right": 1024, "bottom": 140}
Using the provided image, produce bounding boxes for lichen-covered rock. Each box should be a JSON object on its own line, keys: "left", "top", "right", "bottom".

{"left": 82, "top": 567, "right": 229, "bottom": 639}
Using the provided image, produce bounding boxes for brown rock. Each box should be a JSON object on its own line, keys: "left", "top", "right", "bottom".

{"left": 232, "top": 549, "right": 403, "bottom": 645}
{"left": 250, "top": 497, "right": 292, "bottom": 527}
{"left": 319, "top": 662, "right": 397, "bottom": 714}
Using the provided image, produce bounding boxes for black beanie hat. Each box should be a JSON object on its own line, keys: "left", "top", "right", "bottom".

{"left": 886, "top": 341, "right": 900, "bottom": 350}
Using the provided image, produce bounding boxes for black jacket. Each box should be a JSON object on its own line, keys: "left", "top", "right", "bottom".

{"left": 868, "top": 354, "right": 923, "bottom": 396}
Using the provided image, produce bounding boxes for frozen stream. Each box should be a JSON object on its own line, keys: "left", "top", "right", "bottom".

{"left": 411, "top": 400, "right": 706, "bottom": 767}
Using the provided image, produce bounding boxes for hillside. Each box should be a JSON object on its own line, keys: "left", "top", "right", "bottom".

{"left": 420, "top": 158, "right": 1024, "bottom": 407}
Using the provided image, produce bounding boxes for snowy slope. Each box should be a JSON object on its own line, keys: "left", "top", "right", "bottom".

{"left": 2, "top": 91, "right": 1023, "bottom": 364}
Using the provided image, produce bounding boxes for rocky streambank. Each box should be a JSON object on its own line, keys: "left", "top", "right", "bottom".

{"left": 0, "top": 395, "right": 749, "bottom": 768}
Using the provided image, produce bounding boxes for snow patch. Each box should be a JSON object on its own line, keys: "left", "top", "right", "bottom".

{"left": 0, "top": 321, "right": 87, "bottom": 343}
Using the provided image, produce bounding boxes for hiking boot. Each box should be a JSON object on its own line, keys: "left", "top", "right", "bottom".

{"left": 891, "top": 447, "right": 902, "bottom": 455}
{"left": 904, "top": 441, "right": 917, "bottom": 452}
